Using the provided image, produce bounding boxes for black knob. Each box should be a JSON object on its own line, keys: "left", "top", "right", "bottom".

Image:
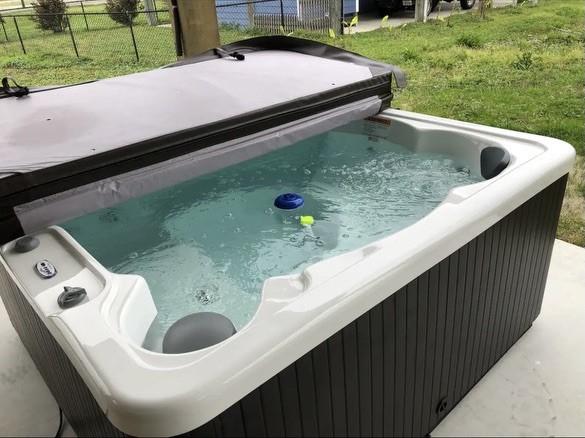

{"left": 14, "top": 236, "right": 39, "bottom": 253}
{"left": 57, "top": 286, "right": 87, "bottom": 309}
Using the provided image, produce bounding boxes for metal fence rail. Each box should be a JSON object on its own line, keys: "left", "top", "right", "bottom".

{"left": 0, "top": 0, "right": 343, "bottom": 63}
{"left": 0, "top": 8, "right": 175, "bottom": 62}
{"left": 216, "top": 0, "right": 342, "bottom": 35}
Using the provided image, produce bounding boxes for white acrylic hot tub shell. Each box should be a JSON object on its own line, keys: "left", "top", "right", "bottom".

{"left": 0, "top": 109, "right": 575, "bottom": 437}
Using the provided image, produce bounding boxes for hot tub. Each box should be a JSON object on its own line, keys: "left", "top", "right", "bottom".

{"left": 0, "top": 37, "right": 575, "bottom": 437}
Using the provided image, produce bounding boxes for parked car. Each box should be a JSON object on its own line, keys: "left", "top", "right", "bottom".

{"left": 376, "top": 0, "right": 476, "bottom": 15}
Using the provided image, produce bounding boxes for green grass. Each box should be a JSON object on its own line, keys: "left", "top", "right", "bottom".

{"left": 1, "top": 0, "right": 584, "bottom": 245}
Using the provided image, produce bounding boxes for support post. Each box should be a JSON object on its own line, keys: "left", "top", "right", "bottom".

{"left": 80, "top": 1, "right": 89, "bottom": 30}
{"left": 143, "top": 0, "right": 158, "bottom": 25}
{"left": 127, "top": 13, "right": 139, "bottom": 62}
{"left": 66, "top": 16, "right": 79, "bottom": 58}
{"left": 415, "top": 0, "right": 428, "bottom": 22}
{"left": 1, "top": 20, "right": 8, "bottom": 42}
{"left": 246, "top": 0, "right": 255, "bottom": 28}
{"left": 13, "top": 16, "right": 25, "bottom": 54}
{"left": 172, "top": 0, "right": 220, "bottom": 58}
{"left": 279, "top": 0, "right": 285, "bottom": 30}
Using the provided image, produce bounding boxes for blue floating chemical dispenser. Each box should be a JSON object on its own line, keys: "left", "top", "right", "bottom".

{"left": 274, "top": 193, "right": 304, "bottom": 210}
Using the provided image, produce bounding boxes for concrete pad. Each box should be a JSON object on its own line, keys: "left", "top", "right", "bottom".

{"left": 353, "top": 0, "right": 515, "bottom": 33}
{"left": 0, "top": 239, "right": 583, "bottom": 436}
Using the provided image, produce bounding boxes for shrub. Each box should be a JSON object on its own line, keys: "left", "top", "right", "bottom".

{"left": 511, "top": 51, "right": 535, "bottom": 70}
{"left": 105, "top": 0, "right": 140, "bottom": 26}
{"left": 401, "top": 48, "right": 421, "bottom": 62}
{"left": 456, "top": 34, "right": 484, "bottom": 49}
{"left": 31, "top": 0, "right": 68, "bottom": 33}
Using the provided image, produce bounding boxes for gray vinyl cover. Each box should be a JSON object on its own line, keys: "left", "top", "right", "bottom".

{"left": 0, "top": 36, "right": 404, "bottom": 243}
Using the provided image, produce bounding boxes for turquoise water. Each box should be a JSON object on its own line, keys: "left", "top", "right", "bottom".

{"left": 62, "top": 120, "right": 482, "bottom": 344}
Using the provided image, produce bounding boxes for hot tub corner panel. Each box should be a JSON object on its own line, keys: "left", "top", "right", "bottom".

{"left": 0, "top": 175, "right": 567, "bottom": 437}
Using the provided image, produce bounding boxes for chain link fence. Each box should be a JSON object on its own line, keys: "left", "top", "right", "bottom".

{"left": 0, "top": 0, "right": 345, "bottom": 64}
{"left": 0, "top": 6, "right": 175, "bottom": 63}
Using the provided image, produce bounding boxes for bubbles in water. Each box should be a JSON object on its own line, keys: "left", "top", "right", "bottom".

{"left": 194, "top": 286, "right": 219, "bottom": 305}
{"left": 62, "top": 120, "right": 483, "bottom": 341}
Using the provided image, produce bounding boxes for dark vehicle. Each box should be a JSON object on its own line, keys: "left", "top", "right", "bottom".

{"left": 376, "top": 0, "right": 476, "bottom": 15}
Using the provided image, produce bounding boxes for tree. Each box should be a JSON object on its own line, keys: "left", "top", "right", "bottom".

{"left": 31, "top": 0, "right": 67, "bottom": 33}
{"left": 105, "top": 0, "right": 140, "bottom": 26}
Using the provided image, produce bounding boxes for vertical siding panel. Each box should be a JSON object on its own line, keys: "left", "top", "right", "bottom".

{"left": 489, "top": 213, "right": 514, "bottom": 364}
{"left": 259, "top": 377, "right": 286, "bottom": 437}
{"left": 526, "top": 187, "right": 554, "bottom": 325}
{"left": 504, "top": 209, "right": 527, "bottom": 349}
{"left": 470, "top": 228, "right": 495, "bottom": 384}
{"left": 412, "top": 275, "right": 429, "bottom": 436}
{"left": 451, "top": 245, "right": 469, "bottom": 402}
{"left": 279, "top": 365, "right": 303, "bottom": 437}
{"left": 393, "top": 288, "right": 407, "bottom": 437}
{"left": 512, "top": 196, "right": 540, "bottom": 344}
{"left": 342, "top": 323, "right": 360, "bottom": 436}
{"left": 529, "top": 179, "right": 566, "bottom": 323}
{"left": 370, "top": 305, "right": 385, "bottom": 437}
{"left": 438, "top": 252, "right": 459, "bottom": 422}
{"left": 219, "top": 403, "right": 246, "bottom": 437}
{"left": 502, "top": 210, "right": 525, "bottom": 351}
{"left": 311, "top": 342, "right": 334, "bottom": 436}
{"left": 403, "top": 281, "right": 419, "bottom": 436}
{"left": 478, "top": 220, "right": 504, "bottom": 378}
{"left": 357, "top": 313, "right": 372, "bottom": 437}
{"left": 484, "top": 218, "right": 509, "bottom": 370}
{"left": 296, "top": 354, "right": 319, "bottom": 436}
{"left": 421, "top": 266, "right": 439, "bottom": 432}
{"left": 328, "top": 331, "right": 347, "bottom": 437}
{"left": 468, "top": 229, "right": 493, "bottom": 387}
{"left": 382, "top": 295, "right": 396, "bottom": 436}
{"left": 428, "top": 260, "right": 449, "bottom": 430}
{"left": 240, "top": 390, "right": 267, "bottom": 437}
{"left": 462, "top": 233, "right": 485, "bottom": 395}
{"left": 503, "top": 200, "right": 533, "bottom": 352}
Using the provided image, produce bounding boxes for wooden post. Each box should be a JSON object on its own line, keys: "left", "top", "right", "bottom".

{"left": 172, "top": 0, "right": 220, "bottom": 58}
{"left": 247, "top": 0, "right": 255, "bottom": 28}
{"left": 415, "top": 0, "right": 428, "bottom": 22}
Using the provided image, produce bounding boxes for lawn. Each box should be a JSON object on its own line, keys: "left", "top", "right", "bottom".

{"left": 1, "top": 0, "right": 584, "bottom": 245}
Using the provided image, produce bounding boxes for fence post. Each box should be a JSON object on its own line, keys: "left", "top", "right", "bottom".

{"left": 279, "top": 0, "right": 285, "bottom": 30}
{"left": 1, "top": 19, "right": 8, "bottom": 42}
{"left": 339, "top": 0, "right": 344, "bottom": 35}
{"left": 143, "top": 0, "right": 158, "bottom": 25}
{"left": 80, "top": 1, "right": 89, "bottom": 30}
{"left": 66, "top": 16, "right": 79, "bottom": 58}
{"left": 127, "top": 13, "right": 139, "bottom": 62}
{"left": 13, "top": 16, "right": 25, "bottom": 54}
{"left": 153, "top": 0, "right": 160, "bottom": 23}
{"left": 415, "top": 0, "right": 428, "bottom": 22}
{"left": 246, "top": 0, "right": 255, "bottom": 28}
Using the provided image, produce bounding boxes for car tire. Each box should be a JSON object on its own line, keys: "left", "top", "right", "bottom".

{"left": 460, "top": 0, "right": 476, "bottom": 9}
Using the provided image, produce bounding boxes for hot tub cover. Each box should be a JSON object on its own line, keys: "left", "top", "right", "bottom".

{"left": 0, "top": 36, "right": 404, "bottom": 243}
